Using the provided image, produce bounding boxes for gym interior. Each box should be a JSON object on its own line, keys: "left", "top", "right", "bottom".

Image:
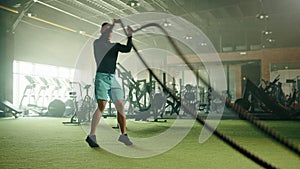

{"left": 0, "top": 0, "right": 299, "bottom": 168}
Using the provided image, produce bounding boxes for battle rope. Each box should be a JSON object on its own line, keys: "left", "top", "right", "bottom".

{"left": 118, "top": 20, "right": 299, "bottom": 168}
{"left": 124, "top": 22, "right": 300, "bottom": 156}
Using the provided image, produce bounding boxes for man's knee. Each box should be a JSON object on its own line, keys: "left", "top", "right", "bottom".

{"left": 114, "top": 100, "right": 126, "bottom": 115}
{"left": 114, "top": 100, "right": 125, "bottom": 110}
{"left": 114, "top": 100, "right": 124, "bottom": 107}
{"left": 97, "top": 100, "right": 107, "bottom": 112}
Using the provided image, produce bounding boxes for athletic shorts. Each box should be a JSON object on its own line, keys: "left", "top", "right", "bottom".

{"left": 94, "top": 72, "right": 124, "bottom": 102}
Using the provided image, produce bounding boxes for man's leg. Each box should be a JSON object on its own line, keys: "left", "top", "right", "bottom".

{"left": 90, "top": 100, "right": 107, "bottom": 135}
{"left": 114, "top": 100, "right": 132, "bottom": 145}
{"left": 114, "top": 100, "right": 126, "bottom": 134}
{"left": 86, "top": 100, "right": 106, "bottom": 148}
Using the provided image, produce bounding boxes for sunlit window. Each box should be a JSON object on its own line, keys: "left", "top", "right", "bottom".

{"left": 13, "top": 60, "right": 74, "bottom": 108}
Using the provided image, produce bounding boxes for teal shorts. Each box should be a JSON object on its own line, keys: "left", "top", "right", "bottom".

{"left": 94, "top": 73, "right": 124, "bottom": 102}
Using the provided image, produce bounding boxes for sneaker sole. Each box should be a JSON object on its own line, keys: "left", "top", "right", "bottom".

{"left": 86, "top": 137, "right": 100, "bottom": 148}
{"left": 118, "top": 138, "right": 133, "bottom": 146}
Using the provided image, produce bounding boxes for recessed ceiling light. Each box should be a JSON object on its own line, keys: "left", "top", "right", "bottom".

{"left": 256, "top": 13, "right": 269, "bottom": 20}
{"left": 128, "top": 0, "right": 140, "bottom": 7}
{"left": 262, "top": 30, "right": 272, "bottom": 35}
{"left": 185, "top": 36, "right": 192, "bottom": 40}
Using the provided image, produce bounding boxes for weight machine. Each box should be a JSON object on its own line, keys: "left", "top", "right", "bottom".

{"left": 117, "top": 63, "right": 183, "bottom": 121}
{"left": 180, "top": 84, "right": 198, "bottom": 115}
{"left": 235, "top": 77, "right": 299, "bottom": 119}
{"left": 117, "top": 63, "right": 155, "bottom": 114}
{"left": 135, "top": 92, "right": 167, "bottom": 122}
{"left": 162, "top": 75, "right": 180, "bottom": 117}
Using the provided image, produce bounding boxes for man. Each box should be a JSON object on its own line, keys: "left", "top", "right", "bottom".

{"left": 85, "top": 19, "right": 133, "bottom": 148}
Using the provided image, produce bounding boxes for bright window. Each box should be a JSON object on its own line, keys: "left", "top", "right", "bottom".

{"left": 13, "top": 60, "right": 75, "bottom": 108}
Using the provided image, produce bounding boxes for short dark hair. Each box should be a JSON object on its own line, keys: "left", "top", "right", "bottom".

{"left": 100, "top": 22, "right": 111, "bottom": 34}
{"left": 101, "top": 22, "right": 109, "bottom": 27}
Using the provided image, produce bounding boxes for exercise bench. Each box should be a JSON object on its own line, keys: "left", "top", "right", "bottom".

{"left": 0, "top": 100, "right": 23, "bottom": 118}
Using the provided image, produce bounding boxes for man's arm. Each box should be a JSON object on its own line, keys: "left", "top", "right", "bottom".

{"left": 100, "top": 19, "right": 119, "bottom": 40}
{"left": 117, "top": 36, "right": 133, "bottom": 52}
{"left": 117, "top": 25, "right": 133, "bottom": 53}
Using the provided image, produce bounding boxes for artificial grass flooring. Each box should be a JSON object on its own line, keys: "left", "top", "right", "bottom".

{"left": 0, "top": 117, "right": 299, "bottom": 169}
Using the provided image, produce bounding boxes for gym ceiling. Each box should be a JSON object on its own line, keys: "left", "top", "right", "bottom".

{"left": 1, "top": 0, "right": 300, "bottom": 67}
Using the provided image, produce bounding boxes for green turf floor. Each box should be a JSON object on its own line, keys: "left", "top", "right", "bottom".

{"left": 0, "top": 117, "right": 299, "bottom": 169}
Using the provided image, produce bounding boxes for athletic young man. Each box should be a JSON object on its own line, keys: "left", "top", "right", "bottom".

{"left": 85, "top": 19, "right": 133, "bottom": 147}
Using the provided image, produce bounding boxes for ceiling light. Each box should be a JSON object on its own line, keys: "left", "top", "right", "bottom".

{"left": 256, "top": 13, "right": 269, "bottom": 20}
{"left": 240, "top": 52, "right": 247, "bottom": 55}
{"left": 27, "top": 13, "right": 32, "bottom": 17}
{"left": 262, "top": 30, "right": 272, "bottom": 35}
{"left": 79, "top": 31, "right": 86, "bottom": 35}
{"left": 128, "top": 0, "right": 140, "bottom": 7}
{"left": 266, "top": 38, "right": 275, "bottom": 43}
{"left": 185, "top": 36, "right": 192, "bottom": 40}
{"left": 163, "top": 20, "right": 171, "bottom": 27}
{"left": 200, "top": 42, "right": 207, "bottom": 46}
{"left": 26, "top": 12, "right": 37, "bottom": 17}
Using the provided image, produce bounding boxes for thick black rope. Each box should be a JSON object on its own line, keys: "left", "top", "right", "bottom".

{"left": 119, "top": 20, "right": 298, "bottom": 168}
{"left": 227, "top": 101, "right": 300, "bottom": 156}
{"left": 122, "top": 21, "right": 300, "bottom": 157}
{"left": 135, "top": 22, "right": 300, "bottom": 156}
